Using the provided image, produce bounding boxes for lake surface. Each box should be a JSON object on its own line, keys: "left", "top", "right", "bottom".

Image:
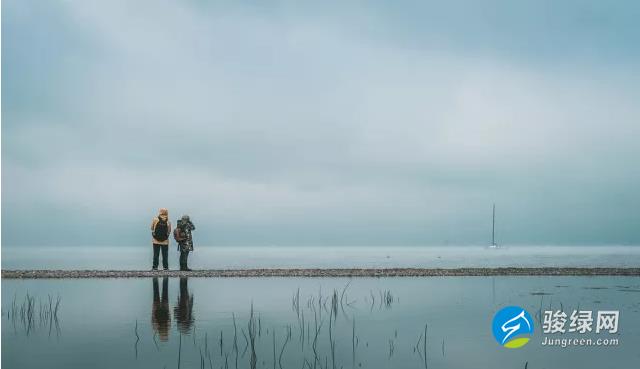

{"left": 3, "top": 276, "right": 640, "bottom": 369}
{"left": 3, "top": 245, "right": 640, "bottom": 270}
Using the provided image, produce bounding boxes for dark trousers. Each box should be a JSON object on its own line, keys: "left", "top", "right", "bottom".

{"left": 179, "top": 250, "right": 190, "bottom": 270}
{"left": 153, "top": 244, "right": 169, "bottom": 269}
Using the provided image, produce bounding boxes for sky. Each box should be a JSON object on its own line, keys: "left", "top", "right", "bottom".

{"left": 2, "top": 0, "right": 639, "bottom": 247}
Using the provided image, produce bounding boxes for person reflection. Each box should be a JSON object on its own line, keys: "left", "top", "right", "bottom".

{"left": 151, "top": 277, "right": 171, "bottom": 341}
{"left": 174, "top": 277, "right": 194, "bottom": 334}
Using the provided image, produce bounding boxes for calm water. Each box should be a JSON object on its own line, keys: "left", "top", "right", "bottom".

{"left": 2, "top": 276, "right": 640, "bottom": 369}
{"left": 3, "top": 245, "right": 640, "bottom": 269}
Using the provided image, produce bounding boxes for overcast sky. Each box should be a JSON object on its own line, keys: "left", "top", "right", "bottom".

{"left": 2, "top": 0, "right": 639, "bottom": 247}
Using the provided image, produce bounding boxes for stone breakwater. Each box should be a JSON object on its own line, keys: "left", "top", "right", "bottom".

{"left": 2, "top": 267, "right": 640, "bottom": 279}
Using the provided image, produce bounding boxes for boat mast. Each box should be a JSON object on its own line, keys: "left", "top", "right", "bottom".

{"left": 492, "top": 203, "right": 496, "bottom": 246}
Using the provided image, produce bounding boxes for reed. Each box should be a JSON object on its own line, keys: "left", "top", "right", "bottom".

{"left": 247, "top": 302, "right": 258, "bottom": 369}
{"left": 9, "top": 293, "right": 61, "bottom": 336}
{"left": 134, "top": 320, "right": 140, "bottom": 358}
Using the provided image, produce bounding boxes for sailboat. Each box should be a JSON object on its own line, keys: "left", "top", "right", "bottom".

{"left": 489, "top": 203, "right": 499, "bottom": 248}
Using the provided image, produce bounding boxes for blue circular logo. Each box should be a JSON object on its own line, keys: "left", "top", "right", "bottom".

{"left": 492, "top": 306, "right": 534, "bottom": 348}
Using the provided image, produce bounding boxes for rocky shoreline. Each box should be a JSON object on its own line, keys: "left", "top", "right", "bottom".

{"left": 2, "top": 267, "right": 640, "bottom": 279}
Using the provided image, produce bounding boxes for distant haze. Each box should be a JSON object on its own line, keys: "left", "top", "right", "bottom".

{"left": 2, "top": 0, "right": 639, "bottom": 247}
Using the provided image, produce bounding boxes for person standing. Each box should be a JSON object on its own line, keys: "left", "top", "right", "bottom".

{"left": 174, "top": 215, "right": 195, "bottom": 271}
{"left": 151, "top": 208, "right": 172, "bottom": 270}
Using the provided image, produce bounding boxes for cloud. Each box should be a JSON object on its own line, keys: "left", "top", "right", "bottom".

{"left": 3, "top": 0, "right": 640, "bottom": 246}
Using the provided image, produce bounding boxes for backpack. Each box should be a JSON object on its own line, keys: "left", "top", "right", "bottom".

{"left": 174, "top": 227, "right": 186, "bottom": 242}
{"left": 153, "top": 217, "right": 169, "bottom": 241}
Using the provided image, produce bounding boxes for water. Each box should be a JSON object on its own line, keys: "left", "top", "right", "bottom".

{"left": 3, "top": 245, "right": 640, "bottom": 270}
{"left": 3, "top": 276, "right": 640, "bottom": 369}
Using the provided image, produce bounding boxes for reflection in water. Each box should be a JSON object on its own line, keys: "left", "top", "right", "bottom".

{"left": 151, "top": 277, "right": 170, "bottom": 341}
{"left": 151, "top": 277, "right": 195, "bottom": 340}
{"left": 174, "top": 277, "right": 194, "bottom": 334}
{"left": 5, "top": 278, "right": 640, "bottom": 369}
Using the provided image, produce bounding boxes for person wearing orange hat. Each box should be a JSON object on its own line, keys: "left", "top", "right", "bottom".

{"left": 151, "top": 208, "right": 172, "bottom": 270}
